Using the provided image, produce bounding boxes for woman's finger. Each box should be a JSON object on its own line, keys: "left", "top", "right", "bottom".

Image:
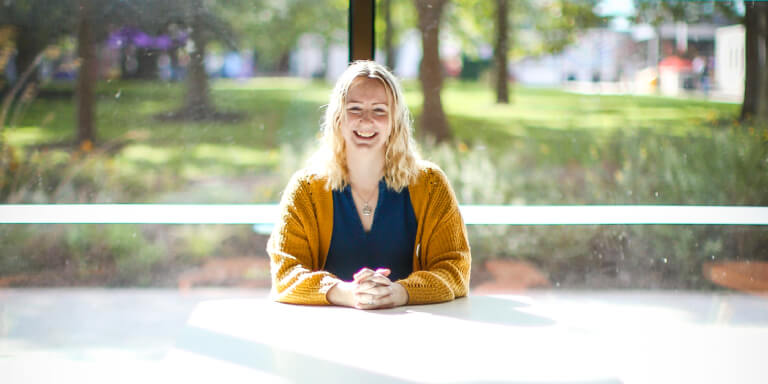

{"left": 356, "top": 274, "right": 392, "bottom": 286}
{"left": 353, "top": 268, "right": 375, "bottom": 282}
{"left": 355, "top": 285, "right": 392, "bottom": 298}
{"left": 375, "top": 268, "right": 391, "bottom": 277}
{"left": 354, "top": 280, "right": 378, "bottom": 292}
{"left": 354, "top": 292, "right": 394, "bottom": 310}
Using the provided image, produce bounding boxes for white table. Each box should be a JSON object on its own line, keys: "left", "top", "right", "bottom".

{"left": 1, "top": 289, "right": 767, "bottom": 383}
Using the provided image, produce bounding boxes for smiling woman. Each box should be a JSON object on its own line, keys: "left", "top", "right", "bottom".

{"left": 267, "top": 60, "right": 471, "bottom": 309}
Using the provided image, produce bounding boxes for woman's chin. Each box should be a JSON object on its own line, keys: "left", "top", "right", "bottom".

{"left": 347, "top": 139, "right": 384, "bottom": 154}
{"left": 347, "top": 136, "right": 381, "bottom": 148}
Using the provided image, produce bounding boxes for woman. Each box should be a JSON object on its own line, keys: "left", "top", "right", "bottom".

{"left": 268, "top": 60, "right": 470, "bottom": 309}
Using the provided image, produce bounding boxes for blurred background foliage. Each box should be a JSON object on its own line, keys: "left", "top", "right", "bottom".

{"left": 0, "top": 0, "right": 766, "bottom": 289}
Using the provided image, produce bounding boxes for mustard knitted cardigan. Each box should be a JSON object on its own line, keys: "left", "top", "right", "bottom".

{"left": 267, "top": 161, "right": 471, "bottom": 305}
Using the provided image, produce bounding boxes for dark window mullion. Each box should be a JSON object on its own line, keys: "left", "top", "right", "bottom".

{"left": 349, "top": 0, "right": 375, "bottom": 62}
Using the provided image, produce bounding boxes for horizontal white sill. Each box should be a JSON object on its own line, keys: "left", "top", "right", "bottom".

{"left": 1, "top": 204, "right": 767, "bottom": 225}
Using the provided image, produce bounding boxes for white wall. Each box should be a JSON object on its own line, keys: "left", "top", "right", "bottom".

{"left": 292, "top": 34, "right": 325, "bottom": 78}
{"left": 715, "top": 25, "right": 744, "bottom": 97}
{"left": 513, "top": 29, "right": 633, "bottom": 86}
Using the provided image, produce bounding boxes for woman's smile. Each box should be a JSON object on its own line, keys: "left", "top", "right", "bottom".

{"left": 354, "top": 130, "right": 377, "bottom": 139}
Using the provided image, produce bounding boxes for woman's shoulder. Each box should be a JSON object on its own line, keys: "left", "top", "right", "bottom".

{"left": 412, "top": 159, "right": 450, "bottom": 187}
{"left": 409, "top": 160, "right": 460, "bottom": 213}
{"left": 286, "top": 168, "right": 330, "bottom": 190}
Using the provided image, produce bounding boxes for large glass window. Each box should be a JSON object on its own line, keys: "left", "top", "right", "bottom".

{"left": 2, "top": 1, "right": 767, "bottom": 382}
{"left": 374, "top": 0, "right": 767, "bottom": 291}
{"left": 1, "top": 0, "right": 347, "bottom": 286}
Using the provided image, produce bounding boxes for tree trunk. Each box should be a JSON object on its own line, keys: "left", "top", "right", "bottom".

{"left": 169, "top": 47, "right": 180, "bottom": 81}
{"left": 494, "top": 0, "right": 510, "bottom": 104}
{"left": 135, "top": 48, "right": 159, "bottom": 80}
{"left": 14, "top": 31, "right": 45, "bottom": 87}
{"left": 757, "top": 5, "right": 768, "bottom": 122}
{"left": 741, "top": 3, "right": 760, "bottom": 121}
{"left": 384, "top": 0, "right": 395, "bottom": 70}
{"left": 415, "top": 0, "right": 451, "bottom": 142}
{"left": 183, "top": 14, "right": 215, "bottom": 119}
{"left": 277, "top": 51, "right": 292, "bottom": 73}
{"left": 5, "top": 28, "right": 49, "bottom": 107}
{"left": 76, "top": 0, "right": 98, "bottom": 146}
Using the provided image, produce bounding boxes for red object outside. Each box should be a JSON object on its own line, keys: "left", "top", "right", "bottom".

{"left": 658, "top": 56, "right": 693, "bottom": 71}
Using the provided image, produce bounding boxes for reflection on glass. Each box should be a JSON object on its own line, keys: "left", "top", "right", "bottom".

{"left": 0, "top": 1, "right": 766, "bottom": 292}
{"left": 1, "top": 1, "right": 767, "bottom": 382}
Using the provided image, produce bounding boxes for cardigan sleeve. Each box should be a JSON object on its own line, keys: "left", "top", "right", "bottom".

{"left": 396, "top": 168, "right": 471, "bottom": 304}
{"left": 267, "top": 172, "right": 341, "bottom": 305}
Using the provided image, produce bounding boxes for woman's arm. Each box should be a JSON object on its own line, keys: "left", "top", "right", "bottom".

{"left": 268, "top": 172, "right": 341, "bottom": 305}
{"left": 396, "top": 168, "right": 471, "bottom": 304}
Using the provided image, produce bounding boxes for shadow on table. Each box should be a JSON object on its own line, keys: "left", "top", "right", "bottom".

{"left": 396, "top": 295, "right": 557, "bottom": 327}
{"left": 176, "top": 325, "right": 410, "bottom": 383}
{"left": 176, "top": 326, "right": 620, "bottom": 384}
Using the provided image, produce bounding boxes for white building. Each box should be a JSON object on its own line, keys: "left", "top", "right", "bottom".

{"left": 512, "top": 29, "right": 636, "bottom": 87}
{"left": 715, "top": 24, "right": 745, "bottom": 98}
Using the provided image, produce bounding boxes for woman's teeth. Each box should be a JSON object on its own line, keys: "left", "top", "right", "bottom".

{"left": 355, "top": 131, "right": 376, "bottom": 138}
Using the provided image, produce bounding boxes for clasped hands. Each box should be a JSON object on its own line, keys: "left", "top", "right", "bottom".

{"left": 327, "top": 268, "right": 409, "bottom": 309}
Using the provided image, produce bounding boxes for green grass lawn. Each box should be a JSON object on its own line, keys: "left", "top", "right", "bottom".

{"left": 2, "top": 77, "right": 762, "bottom": 204}
{"left": 10, "top": 78, "right": 741, "bottom": 147}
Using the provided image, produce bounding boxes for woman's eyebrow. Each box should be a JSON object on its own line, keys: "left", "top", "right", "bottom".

{"left": 347, "top": 99, "right": 388, "bottom": 105}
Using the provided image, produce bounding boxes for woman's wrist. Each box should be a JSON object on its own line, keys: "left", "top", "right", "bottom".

{"left": 327, "top": 281, "right": 355, "bottom": 307}
{"left": 393, "top": 282, "right": 409, "bottom": 306}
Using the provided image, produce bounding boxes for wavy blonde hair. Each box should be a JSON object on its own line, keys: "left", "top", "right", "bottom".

{"left": 312, "top": 60, "right": 420, "bottom": 192}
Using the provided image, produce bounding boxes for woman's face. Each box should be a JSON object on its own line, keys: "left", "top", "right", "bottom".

{"left": 342, "top": 77, "right": 391, "bottom": 154}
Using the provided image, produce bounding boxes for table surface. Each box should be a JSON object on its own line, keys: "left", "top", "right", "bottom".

{"left": 1, "top": 288, "right": 767, "bottom": 384}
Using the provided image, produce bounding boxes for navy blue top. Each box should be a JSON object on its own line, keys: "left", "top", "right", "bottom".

{"left": 324, "top": 179, "right": 417, "bottom": 282}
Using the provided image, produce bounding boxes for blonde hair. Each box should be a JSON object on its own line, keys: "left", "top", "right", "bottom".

{"left": 312, "top": 60, "right": 420, "bottom": 192}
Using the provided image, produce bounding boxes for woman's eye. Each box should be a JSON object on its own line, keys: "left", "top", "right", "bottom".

{"left": 374, "top": 109, "right": 387, "bottom": 115}
{"left": 348, "top": 107, "right": 362, "bottom": 114}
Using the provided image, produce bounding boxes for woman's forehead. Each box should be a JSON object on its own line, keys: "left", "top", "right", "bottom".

{"left": 347, "top": 77, "right": 389, "bottom": 104}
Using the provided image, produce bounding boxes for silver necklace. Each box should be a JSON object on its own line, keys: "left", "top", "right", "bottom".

{"left": 352, "top": 187, "right": 376, "bottom": 216}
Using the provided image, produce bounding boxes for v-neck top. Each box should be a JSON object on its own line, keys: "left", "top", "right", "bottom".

{"left": 323, "top": 179, "right": 417, "bottom": 282}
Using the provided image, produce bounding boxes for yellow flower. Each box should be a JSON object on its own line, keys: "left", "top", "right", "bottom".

{"left": 80, "top": 139, "right": 93, "bottom": 153}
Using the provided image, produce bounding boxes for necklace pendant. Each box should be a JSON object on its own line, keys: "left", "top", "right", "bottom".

{"left": 362, "top": 204, "right": 373, "bottom": 216}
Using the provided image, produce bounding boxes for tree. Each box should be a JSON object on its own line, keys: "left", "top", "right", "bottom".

{"left": 524, "top": 1, "right": 607, "bottom": 55}
{"left": 0, "top": 0, "right": 77, "bottom": 92}
{"left": 177, "top": 0, "right": 219, "bottom": 119}
{"left": 383, "top": 0, "right": 395, "bottom": 70}
{"left": 154, "top": 0, "right": 346, "bottom": 120}
{"left": 75, "top": 0, "right": 98, "bottom": 146}
{"left": 215, "top": 0, "right": 347, "bottom": 72}
{"left": 2, "top": 0, "right": 145, "bottom": 145}
{"left": 0, "top": 0, "right": 77, "bottom": 137}
{"left": 73, "top": 0, "right": 143, "bottom": 145}
{"left": 494, "top": 0, "right": 510, "bottom": 104}
{"left": 143, "top": 0, "right": 238, "bottom": 121}
{"left": 415, "top": 0, "right": 451, "bottom": 142}
{"left": 741, "top": 2, "right": 768, "bottom": 122}
{"left": 376, "top": 0, "right": 418, "bottom": 71}
{"left": 447, "top": 0, "right": 604, "bottom": 105}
